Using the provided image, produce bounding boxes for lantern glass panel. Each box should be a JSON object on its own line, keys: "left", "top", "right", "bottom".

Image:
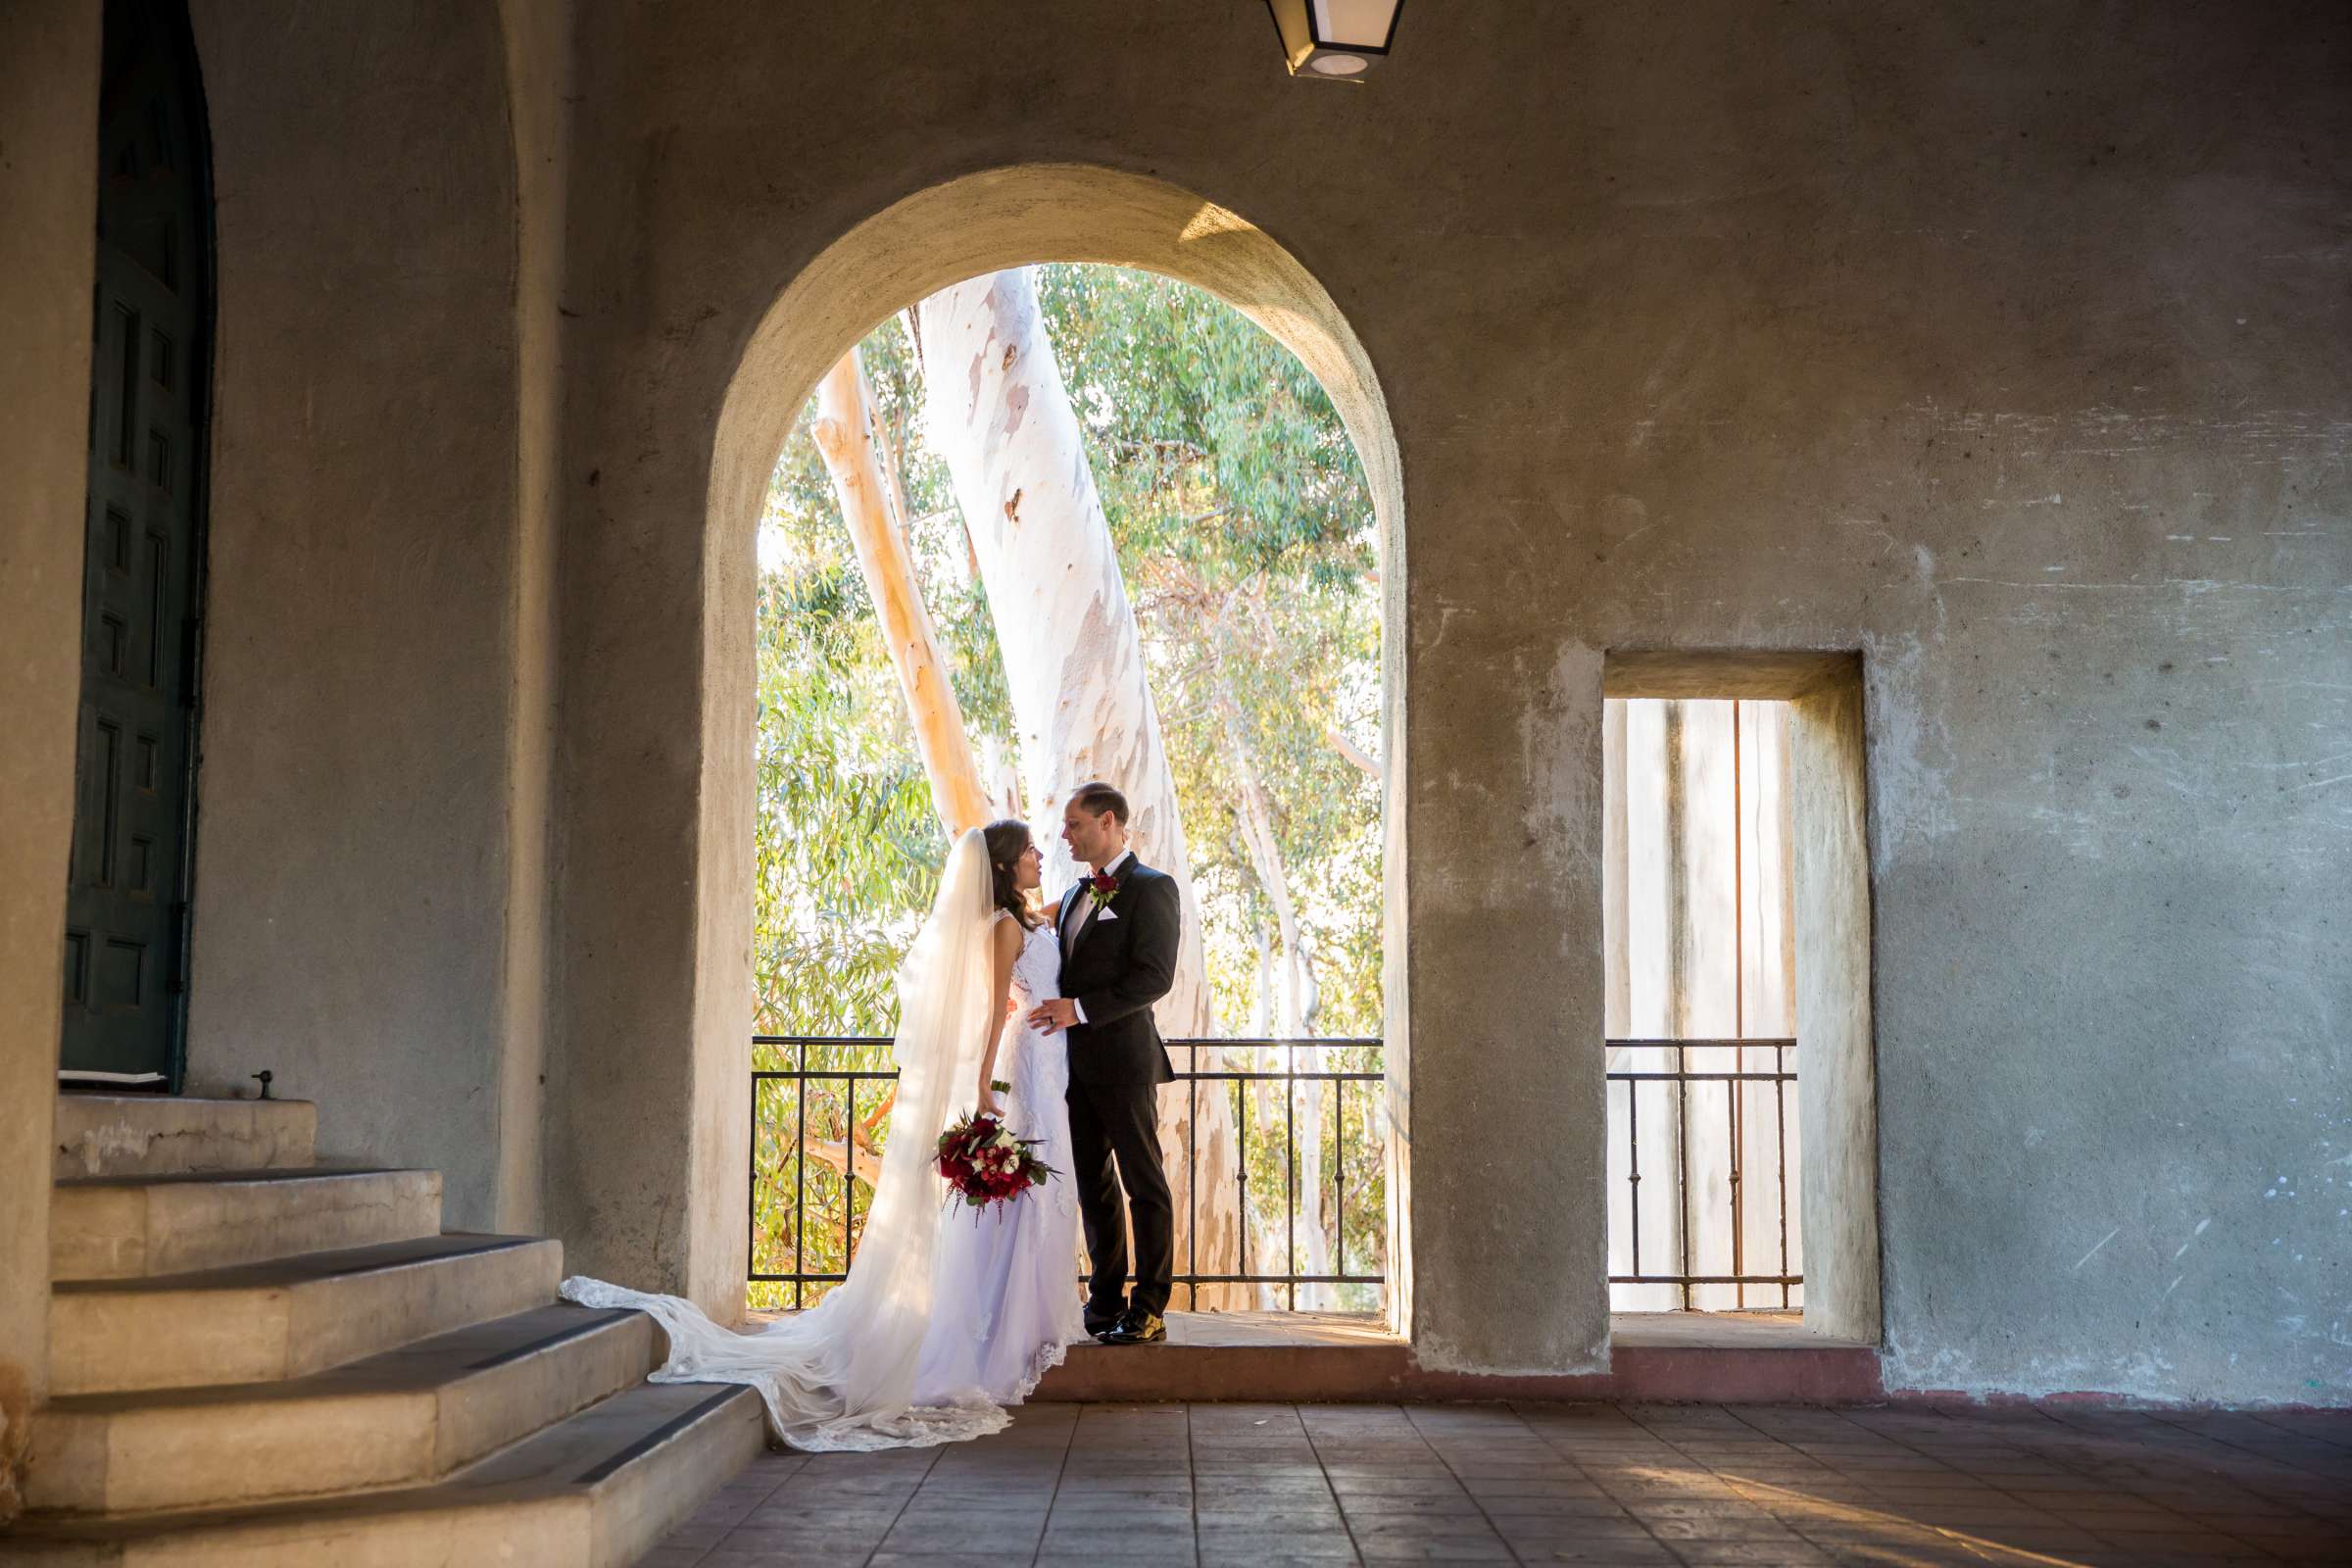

{"left": 1311, "top": 0, "right": 1397, "bottom": 50}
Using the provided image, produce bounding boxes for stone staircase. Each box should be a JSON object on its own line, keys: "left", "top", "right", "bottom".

{"left": 9, "top": 1096, "right": 762, "bottom": 1565}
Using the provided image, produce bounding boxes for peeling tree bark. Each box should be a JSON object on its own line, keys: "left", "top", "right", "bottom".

{"left": 811, "top": 349, "right": 993, "bottom": 837}
{"left": 918, "top": 268, "right": 1250, "bottom": 1309}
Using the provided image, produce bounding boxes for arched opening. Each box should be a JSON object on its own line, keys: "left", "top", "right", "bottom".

{"left": 703, "top": 165, "right": 1409, "bottom": 1328}
{"left": 748, "top": 265, "right": 1386, "bottom": 1319}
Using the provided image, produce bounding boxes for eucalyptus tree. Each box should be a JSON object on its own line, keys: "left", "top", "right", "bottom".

{"left": 1029, "top": 264, "right": 1383, "bottom": 1302}
{"left": 918, "top": 268, "right": 1248, "bottom": 1306}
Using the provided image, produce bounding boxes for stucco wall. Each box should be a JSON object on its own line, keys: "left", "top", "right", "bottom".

{"left": 547, "top": 0, "right": 2348, "bottom": 1397}
{"left": 0, "top": 0, "right": 102, "bottom": 1511}
{"left": 180, "top": 0, "right": 533, "bottom": 1232}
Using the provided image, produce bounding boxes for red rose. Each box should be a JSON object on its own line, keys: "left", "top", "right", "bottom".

{"left": 1091, "top": 872, "right": 1116, "bottom": 897}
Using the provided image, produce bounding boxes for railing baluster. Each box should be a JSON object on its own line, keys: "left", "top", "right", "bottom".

{"left": 843, "top": 1072, "right": 857, "bottom": 1301}
{"left": 1235, "top": 1070, "right": 1249, "bottom": 1286}
{"left": 1285, "top": 1044, "right": 1297, "bottom": 1313}
{"left": 1676, "top": 1042, "right": 1691, "bottom": 1311}
{"left": 793, "top": 1045, "right": 807, "bottom": 1311}
{"left": 1626, "top": 1070, "right": 1642, "bottom": 1283}
{"left": 1775, "top": 1040, "right": 1790, "bottom": 1310}
{"left": 1729, "top": 1048, "right": 1744, "bottom": 1310}
{"left": 1187, "top": 1041, "right": 1199, "bottom": 1313}
{"left": 1334, "top": 1061, "right": 1347, "bottom": 1286}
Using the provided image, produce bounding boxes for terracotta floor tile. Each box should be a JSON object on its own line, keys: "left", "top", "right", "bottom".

{"left": 1351, "top": 1540, "right": 1517, "bottom": 1563}
{"left": 1476, "top": 1496, "right": 1638, "bottom": 1521}
{"left": 1196, "top": 1546, "right": 1363, "bottom": 1568}
{"left": 632, "top": 1549, "right": 709, "bottom": 1568}
{"left": 1666, "top": 1546, "right": 1838, "bottom": 1567}
{"left": 1494, "top": 1524, "right": 1668, "bottom": 1551}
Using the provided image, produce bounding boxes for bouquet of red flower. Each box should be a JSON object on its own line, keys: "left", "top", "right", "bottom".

{"left": 936, "top": 1094, "right": 1057, "bottom": 1212}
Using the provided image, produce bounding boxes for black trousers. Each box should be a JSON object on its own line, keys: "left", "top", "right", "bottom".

{"left": 1065, "top": 1077, "right": 1174, "bottom": 1317}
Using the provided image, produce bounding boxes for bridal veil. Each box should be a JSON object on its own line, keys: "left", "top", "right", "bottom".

{"left": 561, "top": 826, "right": 1010, "bottom": 1449}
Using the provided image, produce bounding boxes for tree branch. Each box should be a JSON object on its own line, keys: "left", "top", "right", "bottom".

{"left": 813, "top": 349, "right": 992, "bottom": 835}
{"left": 801, "top": 1137, "right": 883, "bottom": 1189}
{"left": 1326, "top": 724, "right": 1380, "bottom": 779}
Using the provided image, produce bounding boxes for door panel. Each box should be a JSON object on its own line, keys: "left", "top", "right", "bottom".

{"left": 61, "top": 0, "right": 209, "bottom": 1087}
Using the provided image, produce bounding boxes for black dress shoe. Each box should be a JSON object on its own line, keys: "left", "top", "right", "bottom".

{"left": 1100, "top": 1308, "right": 1166, "bottom": 1346}
{"left": 1084, "top": 1306, "right": 1124, "bottom": 1340}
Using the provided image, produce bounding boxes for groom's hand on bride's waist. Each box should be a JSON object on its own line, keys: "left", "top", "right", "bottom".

{"left": 1027, "top": 998, "right": 1081, "bottom": 1034}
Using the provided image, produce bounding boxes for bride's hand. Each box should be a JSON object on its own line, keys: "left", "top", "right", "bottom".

{"left": 975, "top": 1082, "right": 1001, "bottom": 1116}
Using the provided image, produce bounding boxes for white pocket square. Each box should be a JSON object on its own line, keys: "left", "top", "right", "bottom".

{"left": 1096, "top": 908, "right": 1118, "bottom": 921}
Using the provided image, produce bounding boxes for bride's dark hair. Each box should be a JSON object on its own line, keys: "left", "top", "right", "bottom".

{"left": 983, "top": 818, "right": 1041, "bottom": 929}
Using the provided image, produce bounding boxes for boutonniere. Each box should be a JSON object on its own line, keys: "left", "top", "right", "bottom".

{"left": 1087, "top": 871, "right": 1120, "bottom": 920}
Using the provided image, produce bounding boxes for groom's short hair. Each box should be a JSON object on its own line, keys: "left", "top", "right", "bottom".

{"left": 1069, "top": 780, "right": 1129, "bottom": 825}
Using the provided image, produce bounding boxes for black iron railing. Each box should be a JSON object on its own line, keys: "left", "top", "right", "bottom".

{"left": 751, "top": 1035, "right": 1386, "bottom": 1311}
{"left": 1605, "top": 1037, "right": 1800, "bottom": 1308}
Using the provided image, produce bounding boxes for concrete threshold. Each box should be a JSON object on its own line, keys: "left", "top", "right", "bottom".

{"left": 1035, "top": 1309, "right": 1885, "bottom": 1404}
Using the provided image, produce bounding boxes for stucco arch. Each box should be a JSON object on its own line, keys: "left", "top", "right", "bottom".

{"left": 695, "top": 162, "right": 1410, "bottom": 1324}
{"left": 707, "top": 163, "right": 1400, "bottom": 574}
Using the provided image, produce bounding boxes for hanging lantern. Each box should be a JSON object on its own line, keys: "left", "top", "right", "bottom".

{"left": 1265, "top": 0, "right": 1403, "bottom": 81}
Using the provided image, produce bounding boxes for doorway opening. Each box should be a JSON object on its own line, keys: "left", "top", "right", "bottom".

{"left": 1603, "top": 651, "right": 1882, "bottom": 1343}
{"left": 1605, "top": 696, "right": 1801, "bottom": 1312}
{"left": 61, "top": 0, "right": 213, "bottom": 1093}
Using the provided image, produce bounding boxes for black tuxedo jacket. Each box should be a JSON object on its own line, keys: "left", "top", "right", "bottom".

{"left": 1055, "top": 858, "right": 1180, "bottom": 1087}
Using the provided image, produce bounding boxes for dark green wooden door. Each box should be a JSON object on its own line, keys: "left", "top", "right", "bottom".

{"left": 61, "top": 0, "right": 211, "bottom": 1088}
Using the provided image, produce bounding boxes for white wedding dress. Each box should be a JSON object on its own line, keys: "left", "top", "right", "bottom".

{"left": 559, "top": 828, "right": 1080, "bottom": 1451}
{"left": 910, "top": 912, "right": 1086, "bottom": 1404}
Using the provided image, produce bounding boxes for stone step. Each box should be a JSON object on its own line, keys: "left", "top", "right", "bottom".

{"left": 6, "top": 1381, "right": 766, "bottom": 1567}
{"left": 52, "top": 1167, "right": 443, "bottom": 1283}
{"left": 53, "top": 1095, "right": 317, "bottom": 1181}
{"left": 50, "top": 1233, "right": 563, "bottom": 1396}
{"left": 27, "top": 1303, "right": 658, "bottom": 1516}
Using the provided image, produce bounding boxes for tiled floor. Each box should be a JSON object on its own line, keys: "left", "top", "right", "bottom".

{"left": 641, "top": 1400, "right": 2351, "bottom": 1567}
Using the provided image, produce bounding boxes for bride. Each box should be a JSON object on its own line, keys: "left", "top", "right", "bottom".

{"left": 561, "top": 820, "right": 1085, "bottom": 1450}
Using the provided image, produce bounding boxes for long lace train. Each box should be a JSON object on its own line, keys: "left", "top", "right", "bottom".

{"left": 557, "top": 1276, "right": 1010, "bottom": 1450}
{"left": 556, "top": 828, "right": 1016, "bottom": 1451}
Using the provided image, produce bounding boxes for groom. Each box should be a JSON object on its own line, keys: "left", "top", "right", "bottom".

{"left": 1026, "top": 780, "right": 1177, "bottom": 1347}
